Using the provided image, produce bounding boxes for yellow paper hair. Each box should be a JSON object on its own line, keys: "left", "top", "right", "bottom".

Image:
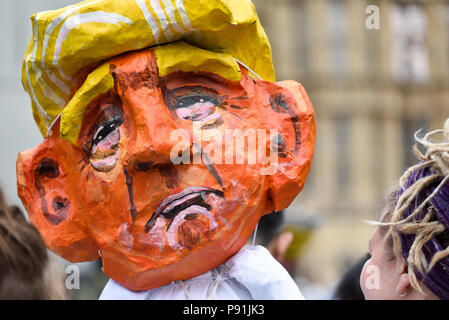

{"left": 153, "top": 41, "right": 241, "bottom": 81}
{"left": 21, "top": 0, "right": 275, "bottom": 138}
{"left": 60, "top": 63, "right": 114, "bottom": 144}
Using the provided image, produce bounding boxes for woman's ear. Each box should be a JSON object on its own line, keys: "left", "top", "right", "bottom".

{"left": 256, "top": 80, "right": 316, "bottom": 212}
{"left": 395, "top": 259, "right": 432, "bottom": 299}
{"left": 395, "top": 261, "right": 410, "bottom": 298}
{"left": 16, "top": 123, "right": 99, "bottom": 262}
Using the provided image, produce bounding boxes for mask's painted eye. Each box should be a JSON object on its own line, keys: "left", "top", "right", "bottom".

{"left": 175, "top": 96, "right": 220, "bottom": 124}
{"left": 90, "top": 117, "right": 123, "bottom": 172}
{"left": 92, "top": 118, "right": 122, "bottom": 146}
{"left": 165, "top": 86, "right": 223, "bottom": 128}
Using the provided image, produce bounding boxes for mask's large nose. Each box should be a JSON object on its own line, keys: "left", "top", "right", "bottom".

{"left": 122, "top": 96, "right": 188, "bottom": 171}
{"left": 109, "top": 50, "right": 192, "bottom": 171}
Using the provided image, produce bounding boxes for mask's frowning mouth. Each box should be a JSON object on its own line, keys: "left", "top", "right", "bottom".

{"left": 144, "top": 186, "right": 224, "bottom": 233}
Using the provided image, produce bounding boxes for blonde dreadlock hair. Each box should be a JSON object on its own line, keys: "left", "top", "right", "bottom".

{"left": 371, "top": 118, "right": 449, "bottom": 299}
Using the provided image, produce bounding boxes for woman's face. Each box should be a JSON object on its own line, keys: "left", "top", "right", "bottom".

{"left": 360, "top": 226, "right": 438, "bottom": 300}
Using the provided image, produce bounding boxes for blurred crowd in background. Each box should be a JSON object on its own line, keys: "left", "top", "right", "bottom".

{"left": 0, "top": 0, "right": 448, "bottom": 299}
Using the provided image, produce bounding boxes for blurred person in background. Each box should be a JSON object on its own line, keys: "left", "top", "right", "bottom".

{"left": 0, "top": 189, "right": 66, "bottom": 299}
{"left": 332, "top": 253, "right": 370, "bottom": 300}
{"left": 360, "top": 118, "right": 449, "bottom": 300}
{"left": 253, "top": 210, "right": 294, "bottom": 264}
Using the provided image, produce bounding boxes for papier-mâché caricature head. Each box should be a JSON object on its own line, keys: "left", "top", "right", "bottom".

{"left": 17, "top": 0, "right": 316, "bottom": 291}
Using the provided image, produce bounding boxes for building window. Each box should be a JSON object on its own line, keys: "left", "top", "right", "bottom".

{"left": 336, "top": 115, "right": 350, "bottom": 194}
{"left": 371, "top": 113, "right": 384, "bottom": 194}
{"left": 401, "top": 118, "right": 428, "bottom": 169}
{"left": 390, "top": 2, "right": 429, "bottom": 84}
{"left": 291, "top": 0, "right": 309, "bottom": 79}
{"left": 365, "top": 0, "right": 382, "bottom": 82}
{"left": 446, "top": 3, "right": 449, "bottom": 72}
{"left": 328, "top": 0, "right": 348, "bottom": 79}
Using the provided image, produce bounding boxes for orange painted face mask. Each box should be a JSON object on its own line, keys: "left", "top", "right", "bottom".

{"left": 17, "top": 47, "right": 315, "bottom": 291}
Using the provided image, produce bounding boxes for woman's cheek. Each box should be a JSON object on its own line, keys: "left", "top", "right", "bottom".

{"left": 359, "top": 259, "right": 371, "bottom": 298}
{"left": 360, "top": 257, "right": 384, "bottom": 300}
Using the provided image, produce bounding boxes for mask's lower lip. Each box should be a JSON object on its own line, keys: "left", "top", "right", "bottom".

{"left": 166, "top": 205, "right": 218, "bottom": 249}
{"left": 144, "top": 186, "right": 223, "bottom": 233}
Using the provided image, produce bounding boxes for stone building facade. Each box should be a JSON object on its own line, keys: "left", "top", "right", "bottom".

{"left": 253, "top": 0, "right": 449, "bottom": 292}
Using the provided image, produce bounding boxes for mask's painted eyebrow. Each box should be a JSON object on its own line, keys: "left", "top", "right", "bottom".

{"left": 91, "top": 104, "right": 123, "bottom": 132}
{"left": 229, "top": 96, "right": 249, "bottom": 101}
{"left": 167, "top": 85, "right": 219, "bottom": 96}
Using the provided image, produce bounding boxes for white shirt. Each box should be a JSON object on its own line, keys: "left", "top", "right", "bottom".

{"left": 99, "top": 245, "right": 304, "bottom": 300}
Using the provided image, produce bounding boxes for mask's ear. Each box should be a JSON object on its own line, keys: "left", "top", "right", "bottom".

{"left": 256, "top": 80, "right": 316, "bottom": 212}
{"left": 16, "top": 122, "right": 99, "bottom": 262}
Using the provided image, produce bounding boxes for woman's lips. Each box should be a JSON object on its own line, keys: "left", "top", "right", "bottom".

{"left": 144, "top": 186, "right": 223, "bottom": 232}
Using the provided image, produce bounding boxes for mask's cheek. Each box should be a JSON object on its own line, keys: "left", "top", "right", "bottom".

{"left": 82, "top": 165, "right": 134, "bottom": 244}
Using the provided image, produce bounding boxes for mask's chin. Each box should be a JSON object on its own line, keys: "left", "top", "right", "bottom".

{"left": 101, "top": 193, "right": 263, "bottom": 292}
